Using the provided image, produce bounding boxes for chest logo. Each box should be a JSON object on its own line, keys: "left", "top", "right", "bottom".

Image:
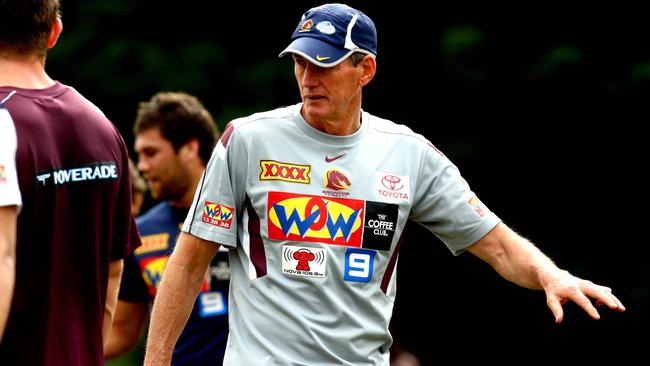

{"left": 282, "top": 245, "right": 327, "bottom": 278}
{"left": 375, "top": 173, "right": 410, "bottom": 202}
{"left": 260, "top": 160, "right": 311, "bottom": 184}
{"left": 325, "top": 153, "right": 346, "bottom": 163}
{"left": 134, "top": 233, "right": 170, "bottom": 254}
{"left": 324, "top": 169, "right": 351, "bottom": 191}
{"left": 268, "top": 192, "right": 364, "bottom": 247}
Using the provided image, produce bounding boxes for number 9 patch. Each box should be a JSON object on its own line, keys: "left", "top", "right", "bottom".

{"left": 344, "top": 248, "right": 376, "bottom": 283}
{"left": 198, "top": 291, "right": 227, "bottom": 317}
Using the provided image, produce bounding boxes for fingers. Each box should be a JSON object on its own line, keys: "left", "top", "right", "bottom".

{"left": 546, "top": 295, "right": 565, "bottom": 324}
{"left": 588, "top": 285, "right": 626, "bottom": 312}
{"left": 547, "top": 281, "right": 626, "bottom": 323}
{"left": 549, "top": 292, "right": 600, "bottom": 322}
{"left": 573, "top": 294, "right": 601, "bottom": 320}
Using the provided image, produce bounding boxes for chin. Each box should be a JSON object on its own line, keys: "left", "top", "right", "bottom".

{"left": 302, "top": 103, "right": 328, "bottom": 120}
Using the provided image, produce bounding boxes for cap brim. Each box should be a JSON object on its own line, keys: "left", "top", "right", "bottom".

{"left": 279, "top": 37, "right": 354, "bottom": 68}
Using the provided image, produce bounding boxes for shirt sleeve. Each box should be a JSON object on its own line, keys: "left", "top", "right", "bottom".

{"left": 410, "top": 144, "right": 501, "bottom": 255}
{"left": 0, "top": 105, "right": 22, "bottom": 208}
{"left": 182, "top": 121, "right": 247, "bottom": 248}
{"left": 110, "top": 129, "right": 142, "bottom": 260}
{"left": 118, "top": 252, "right": 149, "bottom": 303}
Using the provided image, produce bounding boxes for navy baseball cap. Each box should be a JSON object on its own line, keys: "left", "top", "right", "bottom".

{"left": 279, "top": 3, "right": 377, "bottom": 67}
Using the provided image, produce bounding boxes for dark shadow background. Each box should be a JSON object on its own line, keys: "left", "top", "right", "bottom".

{"left": 47, "top": 1, "right": 647, "bottom": 362}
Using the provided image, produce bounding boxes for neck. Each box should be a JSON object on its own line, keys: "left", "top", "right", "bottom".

{"left": 312, "top": 111, "right": 362, "bottom": 136}
{"left": 301, "top": 98, "right": 363, "bottom": 136}
{"left": 170, "top": 190, "right": 196, "bottom": 209}
{"left": 0, "top": 56, "right": 54, "bottom": 88}
{"left": 169, "top": 164, "right": 205, "bottom": 209}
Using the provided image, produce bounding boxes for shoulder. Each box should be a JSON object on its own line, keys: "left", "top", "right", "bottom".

{"left": 218, "top": 104, "right": 296, "bottom": 147}
{"left": 367, "top": 112, "right": 442, "bottom": 153}
{"left": 0, "top": 105, "right": 17, "bottom": 146}
{"left": 233, "top": 105, "right": 294, "bottom": 130}
{"left": 59, "top": 83, "right": 124, "bottom": 139}
{"left": 53, "top": 83, "right": 108, "bottom": 120}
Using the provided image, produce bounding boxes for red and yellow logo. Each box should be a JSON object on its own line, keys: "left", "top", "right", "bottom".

{"left": 267, "top": 192, "right": 364, "bottom": 247}
{"left": 202, "top": 201, "right": 234, "bottom": 229}
{"left": 260, "top": 160, "right": 311, "bottom": 184}
{"left": 0, "top": 165, "right": 6, "bottom": 183}
{"left": 140, "top": 256, "right": 169, "bottom": 296}
{"left": 299, "top": 19, "right": 314, "bottom": 33}
{"left": 467, "top": 196, "right": 487, "bottom": 217}
{"left": 135, "top": 233, "right": 170, "bottom": 254}
{"left": 324, "top": 169, "right": 351, "bottom": 191}
{"left": 139, "top": 255, "right": 209, "bottom": 297}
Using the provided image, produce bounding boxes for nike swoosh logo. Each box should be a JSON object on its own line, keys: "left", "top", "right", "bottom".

{"left": 316, "top": 55, "right": 331, "bottom": 61}
{"left": 325, "top": 153, "right": 346, "bottom": 163}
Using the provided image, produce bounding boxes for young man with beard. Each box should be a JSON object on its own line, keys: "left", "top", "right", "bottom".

{"left": 105, "top": 92, "right": 229, "bottom": 365}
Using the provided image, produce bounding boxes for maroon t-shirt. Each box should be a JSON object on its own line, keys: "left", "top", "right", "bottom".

{"left": 0, "top": 82, "right": 140, "bottom": 366}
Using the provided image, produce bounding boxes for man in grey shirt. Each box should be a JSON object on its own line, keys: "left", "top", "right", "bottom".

{"left": 144, "top": 4, "right": 625, "bottom": 365}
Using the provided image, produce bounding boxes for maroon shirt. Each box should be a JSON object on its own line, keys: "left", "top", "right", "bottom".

{"left": 0, "top": 82, "right": 140, "bottom": 366}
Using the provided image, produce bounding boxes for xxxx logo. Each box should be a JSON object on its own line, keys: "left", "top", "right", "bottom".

{"left": 135, "top": 233, "right": 170, "bottom": 254}
{"left": 260, "top": 160, "right": 311, "bottom": 184}
{"left": 267, "top": 192, "right": 364, "bottom": 247}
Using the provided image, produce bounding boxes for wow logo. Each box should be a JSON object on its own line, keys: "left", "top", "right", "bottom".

{"left": 202, "top": 201, "right": 234, "bottom": 229}
{"left": 140, "top": 256, "right": 169, "bottom": 296}
{"left": 267, "top": 192, "right": 364, "bottom": 247}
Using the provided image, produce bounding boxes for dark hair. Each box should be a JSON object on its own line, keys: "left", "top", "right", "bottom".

{"left": 133, "top": 92, "right": 219, "bottom": 165}
{"left": 0, "top": 0, "right": 61, "bottom": 58}
{"left": 350, "top": 52, "right": 368, "bottom": 67}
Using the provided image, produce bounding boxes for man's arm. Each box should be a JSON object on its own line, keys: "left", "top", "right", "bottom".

{"left": 104, "top": 300, "right": 149, "bottom": 359}
{"left": 104, "top": 260, "right": 124, "bottom": 342}
{"left": 0, "top": 205, "right": 18, "bottom": 342}
{"left": 143, "top": 232, "right": 220, "bottom": 366}
{"left": 468, "top": 222, "right": 625, "bottom": 323}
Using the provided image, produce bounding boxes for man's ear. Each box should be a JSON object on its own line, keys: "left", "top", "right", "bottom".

{"left": 359, "top": 55, "right": 377, "bottom": 87}
{"left": 179, "top": 139, "right": 200, "bottom": 160}
{"left": 46, "top": 18, "right": 63, "bottom": 49}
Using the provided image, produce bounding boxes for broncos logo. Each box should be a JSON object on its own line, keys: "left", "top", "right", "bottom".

{"left": 325, "top": 169, "right": 351, "bottom": 191}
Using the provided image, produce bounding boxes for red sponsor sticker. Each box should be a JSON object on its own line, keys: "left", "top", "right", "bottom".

{"left": 202, "top": 201, "right": 234, "bottom": 229}
{"left": 267, "top": 192, "right": 364, "bottom": 247}
{"left": 260, "top": 160, "right": 311, "bottom": 184}
{"left": 467, "top": 196, "right": 486, "bottom": 217}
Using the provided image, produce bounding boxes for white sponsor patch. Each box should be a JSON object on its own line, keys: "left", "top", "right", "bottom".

{"left": 316, "top": 21, "right": 336, "bottom": 34}
{"left": 36, "top": 162, "right": 118, "bottom": 187}
{"left": 282, "top": 245, "right": 326, "bottom": 278}
{"left": 375, "top": 173, "right": 410, "bottom": 202}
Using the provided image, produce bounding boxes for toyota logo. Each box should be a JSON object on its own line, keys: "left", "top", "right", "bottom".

{"left": 381, "top": 175, "right": 403, "bottom": 191}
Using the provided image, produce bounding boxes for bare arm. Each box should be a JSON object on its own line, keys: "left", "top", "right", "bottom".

{"left": 104, "top": 300, "right": 149, "bottom": 359}
{"left": 103, "top": 260, "right": 124, "bottom": 343}
{"left": 468, "top": 222, "right": 625, "bottom": 323}
{"left": 143, "top": 232, "right": 220, "bottom": 366}
{"left": 0, "top": 205, "right": 18, "bottom": 343}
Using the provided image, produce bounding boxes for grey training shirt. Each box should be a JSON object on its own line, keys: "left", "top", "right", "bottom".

{"left": 183, "top": 103, "right": 500, "bottom": 365}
